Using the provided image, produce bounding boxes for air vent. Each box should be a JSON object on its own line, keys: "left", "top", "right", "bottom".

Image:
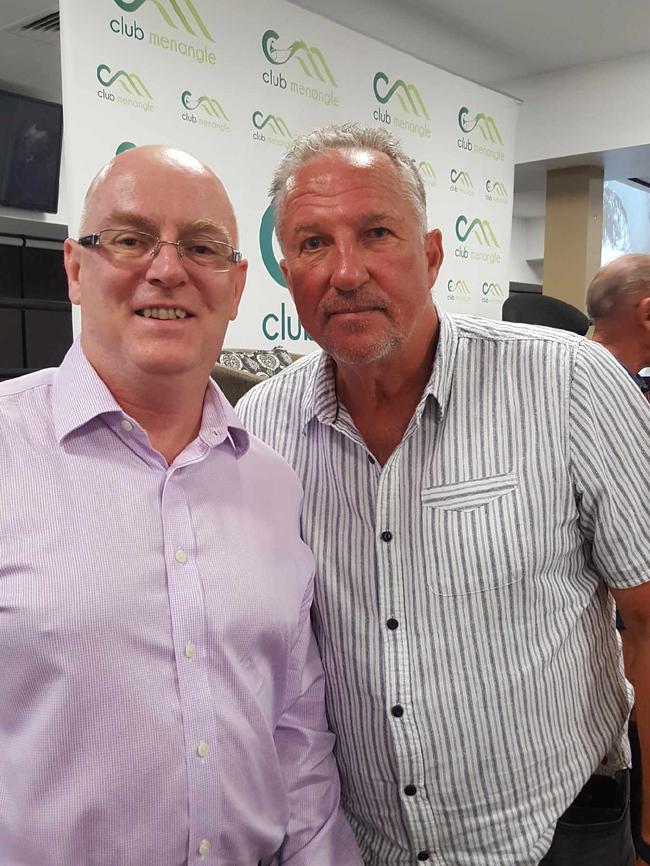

{"left": 4, "top": 11, "right": 59, "bottom": 45}
{"left": 628, "top": 177, "right": 650, "bottom": 190}
{"left": 20, "top": 12, "right": 59, "bottom": 33}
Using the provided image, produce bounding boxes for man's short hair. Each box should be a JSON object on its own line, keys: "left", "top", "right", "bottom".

{"left": 269, "top": 123, "right": 427, "bottom": 244}
{"left": 586, "top": 253, "right": 650, "bottom": 319}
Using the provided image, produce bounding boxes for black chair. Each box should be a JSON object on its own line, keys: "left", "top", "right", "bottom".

{"left": 502, "top": 293, "right": 590, "bottom": 336}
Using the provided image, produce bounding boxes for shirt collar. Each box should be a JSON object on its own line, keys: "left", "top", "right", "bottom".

{"left": 299, "top": 303, "right": 460, "bottom": 430}
{"left": 52, "top": 338, "right": 249, "bottom": 456}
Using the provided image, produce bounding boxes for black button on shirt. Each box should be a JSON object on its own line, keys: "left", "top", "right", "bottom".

{"left": 390, "top": 704, "right": 404, "bottom": 718}
{"left": 404, "top": 784, "right": 417, "bottom": 796}
{"left": 386, "top": 618, "right": 399, "bottom": 630}
{"left": 417, "top": 852, "right": 430, "bottom": 861}
{"left": 381, "top": 530, "right": 393, "bottom": 542}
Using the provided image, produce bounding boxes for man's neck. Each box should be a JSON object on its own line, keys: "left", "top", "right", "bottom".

{"left": 592, "top": 329, "right": 646, "bottom": 375}
{"left": 334, "top": 329, "right": 438, "bottom": 466}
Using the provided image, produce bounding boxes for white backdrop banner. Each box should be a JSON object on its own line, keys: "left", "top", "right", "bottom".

{"left": 60, "top": 0, "right": 520, "bottom": 352}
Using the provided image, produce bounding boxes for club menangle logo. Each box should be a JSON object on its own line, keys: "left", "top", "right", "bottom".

{"left": 252, "top": 111, "right": 291, "bottom": 137}
{"left": 458, "top": 106, "right": 503, "bottom": 145}
{"left": 418, "top": 161, "right": 436, "bottom": 180}
{"left": 482, "top": 281, "right": 504, "bottom": 298}
{"left": 97, "top": 64, "right": 152, "bottom": 98}
{"left": 455, "top": 215, "right": 500, "bottom": 247}
{"left": 450, "top": 169, "right": 473, "bottom": 189}
{"left": 261, "top": 29, "right": 336, "bottom": 85}
{"left": 486, "top": 180, "right": 508, "bottom": 198}
{"left": 181, "top": 90, "right": 227, "bottom": 119}
{"left": 373, "top": 72, "right": 429, "bottom": 120}
{"left": 447, "top": 279, "right": 471, "bottom": 296}
{"left": 112, "top": 0, "right": 214, "bottom": 41}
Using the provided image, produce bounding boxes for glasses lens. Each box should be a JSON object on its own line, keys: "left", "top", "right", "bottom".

{"left": 100, "top": 229, "right": 156, "bottom": 258}
{"left": 180, "top": 236, "right": 233, "bottom": 270}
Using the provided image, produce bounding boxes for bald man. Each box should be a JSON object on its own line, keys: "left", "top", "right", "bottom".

{"left": 587, "top": 254, "right": 650, "bottom": 401}
{"left": 0, "top": 146, "right": 360, "bottom": 866}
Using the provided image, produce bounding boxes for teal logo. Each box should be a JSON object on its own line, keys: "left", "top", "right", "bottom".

{"left": 482, "top": 281, "right": 504, "bottom": 298}
{"left": 447, "top": 279, "right": 471, "bottom": 296}
{"left": 259, "top": 204, "right": 287, "bottom": 288}
{"left": 181, "top": 90, "right": 227, "bottom": 119}
{"left": 262, "top": 29, "right": 336, "bottom": 85}
{"left": 111, "top": 0, "right": 214, "bottom": 41}
{"left": 115, "top": 141, "right": 137, "bottom": 154}
{"left": 97, "top": 64, "right": 152, "bottom": 98}
{"left": 450, "top": 169, "right": 473, "bottom": 189}
{"left": 373, "top": 72, "right": 429, "bottom": 119}
{"left": 458, "top": 106, "right": 503, "bottom": 144}
{"left": 455, "top": 215, "right": 500, "bottom": 247}
{"left": 252, "top": 111, "right": 291, "bottom": 137}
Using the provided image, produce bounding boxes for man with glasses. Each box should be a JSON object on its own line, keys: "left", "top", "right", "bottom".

{"left": 0, "top": 145, "right": 360, "bottom": 866}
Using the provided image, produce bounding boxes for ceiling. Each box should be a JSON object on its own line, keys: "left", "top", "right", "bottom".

{"left": 3, "top": 0, "right": 650, "bottom": 101}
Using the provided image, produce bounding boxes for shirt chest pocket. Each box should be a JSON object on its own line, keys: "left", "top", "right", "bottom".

{"left": 421, "top": 471, "right": 525, "bottom": 596}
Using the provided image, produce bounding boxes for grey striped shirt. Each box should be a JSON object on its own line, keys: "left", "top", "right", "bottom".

{"left": 237, "top": 311, "right": 650, "bottom": 866}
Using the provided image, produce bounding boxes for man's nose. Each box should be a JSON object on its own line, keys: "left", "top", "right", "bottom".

{"left": 330, "top": 241, "right": 369, "bottom": 292}
{"left": 144, "top": 240, "right": 187, "bottom": 287}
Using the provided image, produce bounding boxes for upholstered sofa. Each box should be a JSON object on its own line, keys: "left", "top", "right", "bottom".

{"left": 211, "top": 346, "right": 301, "bottom": 406}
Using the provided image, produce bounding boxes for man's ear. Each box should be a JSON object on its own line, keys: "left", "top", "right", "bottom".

{"left": 425, "top": 228, "right": 444, "bottom": 289}
{"left": 638, "top": 295, "right": 650, "bottom": 332}
{"left": 228, "top": 259, "right": 248, "bottom": 321}
{"left": 64, "top": 238, "right": 82, "bottom": 306}
{"left": 280, "top": 259, "right": 294, "bottom": 300}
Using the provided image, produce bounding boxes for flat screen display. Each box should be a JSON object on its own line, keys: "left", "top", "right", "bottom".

{"left": 0, "top": 89, "right": 63, "bottom": 214}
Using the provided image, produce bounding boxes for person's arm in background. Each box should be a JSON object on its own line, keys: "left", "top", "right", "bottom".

{"left": 275, "top": 576, "right": 362, "bottom": 865}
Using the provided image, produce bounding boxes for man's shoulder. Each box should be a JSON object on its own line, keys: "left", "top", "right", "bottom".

{"left": 237, "top": 351, "right": 322, "bottom": 415}
{"left": 0, "top": 367, "right": 55, "bottom": 401}
{"left": 450, "top": 312, "right": 585, "bottom": 350}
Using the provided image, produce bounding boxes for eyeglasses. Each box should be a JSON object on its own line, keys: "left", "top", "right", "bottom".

{"left": 78, "top": 229, "right": 243, "bottom": 272}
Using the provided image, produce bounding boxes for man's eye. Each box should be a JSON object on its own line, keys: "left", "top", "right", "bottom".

{"left": 367, "top": 226, "right": 391, "bottom": 240}
{"left": 112, "top": 233, "right": 149, "bottom": 249}
{"left": 302, "top": 237, "right": 324, "bottom": 252}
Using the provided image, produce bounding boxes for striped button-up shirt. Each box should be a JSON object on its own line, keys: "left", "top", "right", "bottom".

{"left": 237, "top": 311, "right": 650, "bottom": 866}
{"left": 0, "top": 340, "right": 361, "bottom": 866}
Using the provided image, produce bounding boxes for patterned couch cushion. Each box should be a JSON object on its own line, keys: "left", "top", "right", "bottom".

{"left": 211, "top": 346, "right": 300, "bottom": 406}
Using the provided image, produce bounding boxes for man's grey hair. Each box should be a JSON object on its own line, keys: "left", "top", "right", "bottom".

{"left": 586, "top": 253, "right": 650, "bottom": 319}
{"left": 269, "top": 123, "right": 428, "bottom": 245}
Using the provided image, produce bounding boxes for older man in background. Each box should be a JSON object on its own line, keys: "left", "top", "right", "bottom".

{"left": 587, "top": 253, "right": 650, "bottom": 401}
{"left": 0, "top": 144, "right": 360, "bottom": 866}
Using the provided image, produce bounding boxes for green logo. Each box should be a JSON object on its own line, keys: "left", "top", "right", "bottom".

{"left": 262, "top": 29, "right": 336, "bottom": 85}
{"left": 181, "top": 90, "right": 227, "bottom": 119}
{"left": 486, "top": 179, "right": 508, "bottom": 198}
{"left": 97, "top": 64, "right": 152, "bottom": 97}
{"left": 458, "top": 106, "right": 503, "bottom": 145}
{"left": 455, "top": 215, "right": 500, "bottom": 247}
{"left": 418, "top": 161, "right": 436, "bottom": 181}
{"left": 115, "top": 141, "right": 137, "bottom": 154}
{"left": 450, "top": 169, "right": 473, "bottom": 189}
{"left": 112, "top": 0, "right": 214, "bottom": 41}
{"left": 259, "top": 204, "right": 287, "bottom": 288}
{"left": 373, "top": 72, "right": 429, "bottom": 119}
{"left": 482, "top": 281, "right": 504, "bottom": 298}
{"left": 252, "top": 111, "right": 291, "bottom": 137}
{"left": 447, "top": 279, "right": 471, "bottom": 296}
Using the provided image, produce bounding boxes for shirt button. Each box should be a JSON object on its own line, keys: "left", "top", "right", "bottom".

{"left": 386, "top": 618, "right": 399, "bottom": 630}
{"left": 197, "top": 740, "right": 209, "bottom": 758}
{"left": 417, "top": 852, "right": 430, "bottom": 861}
{"left": 404, "top": 784, "right": 417, "bottom": 796}
{"left": 381, "top": 530, "right": 393, "bottom": 542}
{"left": 198, "top": 839, "right": 211, "bottom": 858}
{"left": 185, "top": 642, "right": 196, "bottom": 659}
{"left": 391, "top": 704, "right": 404, "bottom": 718}
{"left": 120, "top": 419, "right": 133, "bottom": 431}
{"left": 175, "top": 548, "right": 187, "bottom": 564}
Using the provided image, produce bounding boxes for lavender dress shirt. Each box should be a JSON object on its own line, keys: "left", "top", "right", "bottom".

{"left": 0, "top": 340, "right": 360, "bottom": 866}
